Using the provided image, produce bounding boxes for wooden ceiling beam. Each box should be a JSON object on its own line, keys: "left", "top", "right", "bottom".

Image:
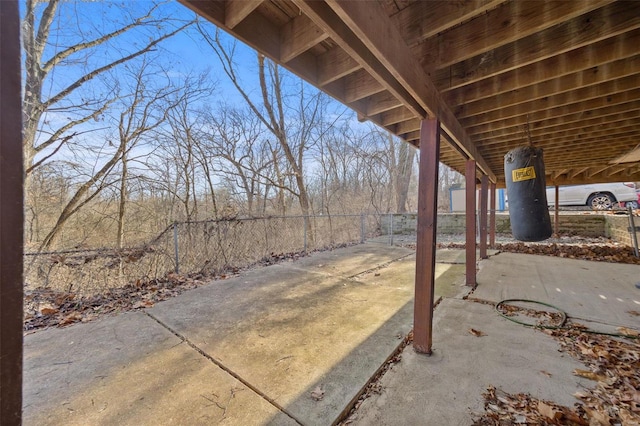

{"left": 395, "top": 119, "right": 421, "bottom": 135}
{"left": 380, "top": 107, "right": 416, "bottom": 127}
{"left": 313, "top": 0, "right": 495, "bottom": 180}
{"left": 545, "top": 156, "right": 640, "bottom": 169}
{"left": 475, "top": 115, "right": 640, "bottom": 148}
{"left": 588, "top": 164, "right": 615, "bottom": 178}
{"left": 570, "top": 167, "right": 590, "bottom": 178}
{"left": 403, "top": 130, "right": 420, "bottom": 142}
{"left": 365, "top": 92, "right": 403, "bottom": 116}
{"left": 468, "top": 99, "right": 640, "bottom": 137}
{"left": 390, "top": 0, "right": 506, "bottom": 47}
{"left": 551, "top": 169, "right": 568, "bottom": 180}
{"left": 317, "top": 46, "right": 360, "bottom": 86}
{"left": 549, "top": 170, "right": 640, "bottom": 185}
{"left": 293, "top": 1, "right": 425, "bottom": 114}
{"left": 460, "top": 75, "right": 640, "bottom": 125}
{"left": 180, "top": 1, "right": 226, "bottom": 27}
{"left": 434, "top": 1, "right": 640, "bottom": 92}
{"left": 479, "top": 132, "right": 640, "bottom": 155}
{"left": 457, "top": 57, "right": 640, "bottom": 118}
{"left": 446, "top": 30, "right": 640, "bottom": 105}
{"left": 473, "top": 107, "right": 640, "bottom": 143}
{"left": 419, "top": 0, "right": 612, "bottom": 70}
{"left": 342, "top": 69, "right": 386, "bottom": 103}
{"left": 225, "top": 0, "right": 262, "bottom": 29}
{"left": 606, "top": 165, "right": 628, "bottom": 177}
{"left": 480, "top": 144, "right": 640, "bottom": 169}
{"left": 280, "top": 14, "right": 329, "bottom": 63}
{"left": 477, "top": 136, "right": 640, "bottom": 161}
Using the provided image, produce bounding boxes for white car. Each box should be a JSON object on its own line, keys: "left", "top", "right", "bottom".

{"left": 546, "top": 182, "right": 637, "bottom": 210}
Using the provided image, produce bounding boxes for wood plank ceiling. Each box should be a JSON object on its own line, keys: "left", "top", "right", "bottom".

{"left": 181, "top": 0, "right": 640, "bottom": 186}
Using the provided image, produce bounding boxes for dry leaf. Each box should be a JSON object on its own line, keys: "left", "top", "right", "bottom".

{"left": 573, "top": 369, "right": 607, "bottom": 382}
{"left": 468, "top": 328, "right": 487, "bottom": 337}
{"left": 537, "top": 401, "right": 563, "bottom": 421}
{"left": 40, "top": 307, "right": 59, "bottom": 316}
{"left": 310, "top": 385, "right": 325, "bottom": 401}
{"left": 132, "top": 300, "right": 154, "bottom": 309}
{"left": 619, "top": 409, "right": 640, "bottom": 426}
{"left": 540, "top": 370, "right": 552, "bottom": 377}
{"left": 59, "top": 312, "right": 82, "bottom": 326}
{"left": 584, "top": 406, "right": 611, "bottom": 426}
{"left": 617, "top": 326, "right": 640, "bottom": 337}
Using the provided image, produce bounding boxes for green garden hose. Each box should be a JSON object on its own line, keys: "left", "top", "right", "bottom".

{"left": 495, "top": 298, "right": 639, "bottom": 339}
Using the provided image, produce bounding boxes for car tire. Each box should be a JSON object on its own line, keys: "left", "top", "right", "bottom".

{"left": 588, "top": 193, "right": 615, "bottom": 210}
{"left": 627, "top": 201, "right": 639, "bottom": 209}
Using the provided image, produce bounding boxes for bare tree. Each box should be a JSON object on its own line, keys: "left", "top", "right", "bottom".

{"left": 199, "top": 27, "right": 330, "bottom": 222}
{"left": 198, "top": 105, "right": 275, "bottom": 216}
{"left": 38, "top": 59, "right": 193, "bottom": 250}
{"left": 22, "top": 0, "right": 192, "bottom": 192}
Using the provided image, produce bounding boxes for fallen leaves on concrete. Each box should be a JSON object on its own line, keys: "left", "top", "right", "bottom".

{"left": 310, "top": 385, "right": 325, "bottom": 401}
{"left": 473, "top": 323, "right": 640, "bottom": 425}
{"left": 474, "top": 386, "right": 588, "bottom": 425}
{"left": 496, "top": 302, "right": 565, "bottom": 328}
{"left": 469, "top": 328, "right": 487, "bottom": 337}
{"left": 338, "top": 330, "right": 414, "bottom": 425}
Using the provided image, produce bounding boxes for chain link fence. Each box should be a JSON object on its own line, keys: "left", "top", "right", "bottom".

{"left": 24, "top": 214, "right": 384, "bottom": 296}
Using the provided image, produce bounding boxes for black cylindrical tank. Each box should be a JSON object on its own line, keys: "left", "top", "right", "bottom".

{"left": 504, "top": 146, "right": 552, "bottom": 242}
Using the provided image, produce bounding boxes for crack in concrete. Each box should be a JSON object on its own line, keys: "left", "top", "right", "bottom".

{"left": 142, "top": 311, "right": 304, "bottom": 426}
{"left": 283, "top": 251, "right": 415, "bottom": 282}
{"left": 347, "top": 252, "right": 415, "bottom": 279}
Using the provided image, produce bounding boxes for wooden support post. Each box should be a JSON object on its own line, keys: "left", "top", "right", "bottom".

{"left": 466, "top": 160, "right": 477, "bottom": 287}
{"left": 1, "top": 1, "right": 24, "bottom": 424}
{"left": 489, "top": 182, "right": 496, "bottom": 248}
{"left": 479, "top": 175, "right": 488, "bottom": 259}
{"left": 413, "top": 118, "right": 440, "bottom": 354}
{"left": 554, "top": 185, "right": 560, "bottom": 237}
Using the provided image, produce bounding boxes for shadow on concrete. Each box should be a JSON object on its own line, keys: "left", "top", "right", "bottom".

{"left": 24, "top": 242, "right": 468, "bottom": 425}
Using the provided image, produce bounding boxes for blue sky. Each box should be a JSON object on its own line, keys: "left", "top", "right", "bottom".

{"left": 24, "top": 0, "right": 386, "bottom": 182}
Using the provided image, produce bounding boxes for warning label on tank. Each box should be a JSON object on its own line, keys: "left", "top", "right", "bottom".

{"left": 512, "top": 166, "right": 536, "bottom": 182}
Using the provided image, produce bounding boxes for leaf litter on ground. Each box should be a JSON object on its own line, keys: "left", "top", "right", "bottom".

{"left": 472, "top": 321, "right": 640, "bottom": 425}
{"left": 23, "top": 249, "right": 318, "bottom": 331}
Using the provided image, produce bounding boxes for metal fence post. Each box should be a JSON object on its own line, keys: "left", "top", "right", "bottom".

{"left": 360, "top": 214, "right": 365, "bottom": 243}
{"left": 173, "top": 222, "right": 180, "bottom": 273}
{"left": 389, "top": 213, "right": 394, "bottom": 246}
{"left": 628, "top": 206, "right": 639, "bottom": 257}
{"left": 303, "top": 216, "right": 308, "bottom": 252}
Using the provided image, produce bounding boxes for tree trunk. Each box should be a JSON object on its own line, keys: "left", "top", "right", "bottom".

{"left": 116, "top": 153, "right": 128, "bottom": 249}
{"left": 395, "top": 142, "right": 415, "bottom": 213}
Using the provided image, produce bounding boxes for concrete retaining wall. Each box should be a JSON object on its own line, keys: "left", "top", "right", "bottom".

{"left": 604, "top": 215, "right": 640, "bottom": 247}
{"left": 381, "top": 213, "right": 638, "bottom": 246}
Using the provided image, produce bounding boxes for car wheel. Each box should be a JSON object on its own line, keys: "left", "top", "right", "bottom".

{"left": 628, "top": 201, "right": 639, "bottom": 209}
{"left": 588, "top": 193, "right": 615, "bottom": 210}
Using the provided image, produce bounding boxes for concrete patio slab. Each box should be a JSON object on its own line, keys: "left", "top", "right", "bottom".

{"left": 350, "top": 251, "right": 640, "bottom": 425}
{"left": 350, "top": 298, "right": 591, "bottom": 425}
{"left": 290, "top": 242, "right": 414, "bottom": 278}
{"left": 23, "top": 243, "right": 467, "bottom": 425}
{"left": 436, "top": 248, "right": 499, "bottom": 264}
{"left": 23, "top": 312, "right": 296, "bottom": 426}
{"left": 146, "top": 247, "right": 466, "bottom": 425}
{"left": 31, "top": 247, "right": 634, "bottom": 426}
{"left": 473, "top": 252, "right": 640, "bottom": 329}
